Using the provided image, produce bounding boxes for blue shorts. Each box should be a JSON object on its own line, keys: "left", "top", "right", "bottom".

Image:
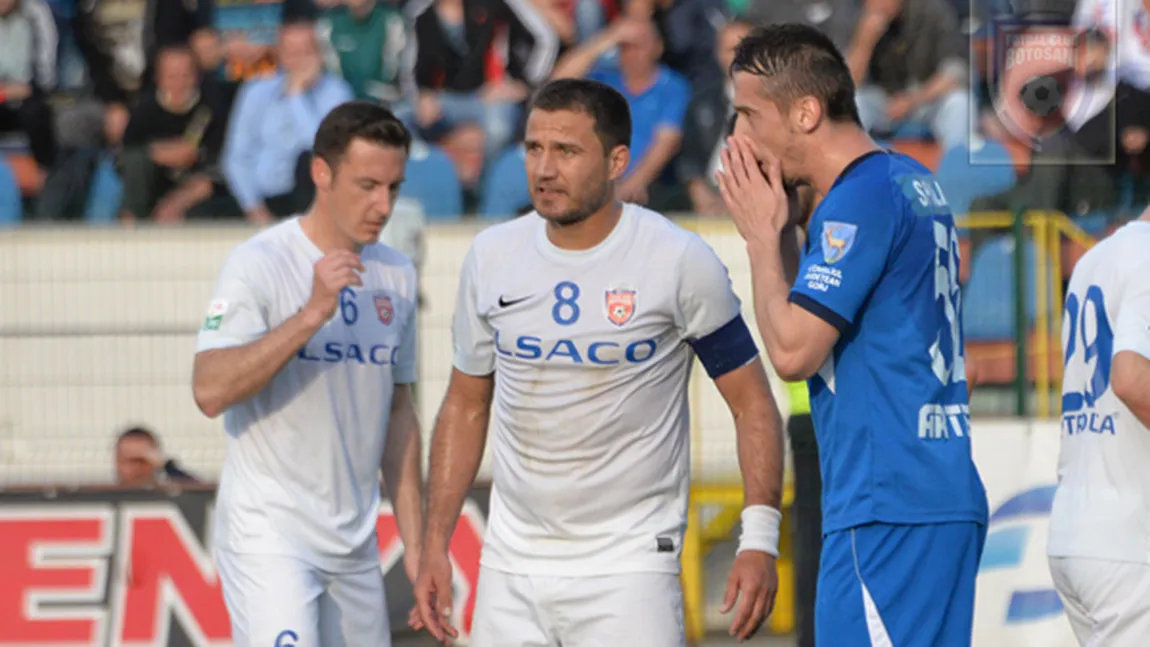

{"left": 815, "top": 522, "right": 986, "bottom": 647}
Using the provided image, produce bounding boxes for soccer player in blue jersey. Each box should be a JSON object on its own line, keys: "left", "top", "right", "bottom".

{"left": 716, "top": 23, "right": 989, "bottom": 647}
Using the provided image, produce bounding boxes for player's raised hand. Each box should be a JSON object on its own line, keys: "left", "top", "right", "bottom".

{"left": 721, "top": 549, "right": 778, "bottom": 642}
{"left": 305, "top": 251, "right": 364, "bottom": 321}
{"left": 413, "top": 551, "right": 459, "bottom": 642}
{"left": 716, "top": 135, "right": 791, "bottom": 246}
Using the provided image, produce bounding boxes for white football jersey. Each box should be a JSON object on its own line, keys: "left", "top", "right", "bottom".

{"left": 453, "top": 204, "right": 748, "bottom": 576}
{"left": 196, "top": 217, "right": 418, "bottom": 573}
{"left": 1048, "top": 220, "right": 1150, "bottom": 563}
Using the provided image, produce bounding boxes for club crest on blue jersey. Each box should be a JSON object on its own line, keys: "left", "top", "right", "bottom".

{"left": 821, "top": 221, "right": 858, "bottom": 265}
{"left": 374, "top": 293, "right": 394, "bottom": 325}
{"left": 606, "top": 289, "right": 636, "bottom": 326}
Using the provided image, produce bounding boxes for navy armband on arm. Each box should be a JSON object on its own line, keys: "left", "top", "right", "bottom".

{"left": 687, "top": 314, "right": 759, "bottom": 379}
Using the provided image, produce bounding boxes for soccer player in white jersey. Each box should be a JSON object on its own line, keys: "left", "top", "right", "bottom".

{"left": 1048, "top": 206, "right": 1150, "bottom": 647}
{"left": 192, "top": 101, "right": 424, "bottom": 647}
{"left": 410, "top": 78, "right": 786, "bottom": 645}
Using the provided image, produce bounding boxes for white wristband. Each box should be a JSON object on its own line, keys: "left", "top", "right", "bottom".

{"left": 737, "top": 505, "right": 782, "bottom": 558}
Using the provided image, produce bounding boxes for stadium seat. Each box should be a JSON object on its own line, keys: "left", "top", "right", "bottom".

{"left": 891, "top": 121, "right": 934, "bottom": 140}
{"left": 936, "top": 140, "right": 1018, "bottom": 217}
{"left": 400, "top": 140, "right": 463, "bottom": 220}
{"left": 962, "top": 235, "right": 1041, "bottom": 341}
{"left": 83, "top": 152, "right": 123, "bottom": 223}
{"left": 891, "top": 139, "right": 941, "bottom": 170}
{"left": 1, "top": 152, "right": 42, "bottom": 196}
{"left": 0, "top": 158, "right": 22, "bottom": 225}
{"left": 479, "top": 144, "right": 530, "bottom": 220}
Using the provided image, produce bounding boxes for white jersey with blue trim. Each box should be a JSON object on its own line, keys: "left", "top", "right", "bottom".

{"left": 453, "top": 204, "right": 747, "bottom": 576}
{"left": 195, "top": 217, "right": 419, "bottom": 573}
{"left": 1048, "top": 220, "right": 1150, "bottom": 563}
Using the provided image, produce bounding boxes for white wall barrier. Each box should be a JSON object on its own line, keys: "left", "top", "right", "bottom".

{"left": 971, "top": 417, "right": 1075, "bottom": 647}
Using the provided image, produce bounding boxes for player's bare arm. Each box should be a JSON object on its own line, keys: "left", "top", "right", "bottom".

{"left": 413, "top": 368, "right": 495, "bottom": 641}
{"left": 718, "top": 136, "right": 840, "bottom": 381}
{"left": 1113, "top": 352, "right": 1150, "bottom": 427}
{"left": 713, "top": 360, "right": 785, "bottom": 642}
{"left": 381, "top": 383, "right": 425, "bottom": 584}
{"left": 192, "top": 250, "right": 364, "bottom": 418}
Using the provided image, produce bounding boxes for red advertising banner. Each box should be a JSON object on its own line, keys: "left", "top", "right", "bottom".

{"left": 0, "top": 487, "right": 489, "bottom": 647}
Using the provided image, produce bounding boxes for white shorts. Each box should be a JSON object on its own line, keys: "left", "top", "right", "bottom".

{"left": 215, "top": 548, "right": 389, "bottom": 647}
{"left": 1049, "top": 556, "right": 1150, "bottom": 647}
{"left": 469, "top": 566, "right": 686, "bottom": 647}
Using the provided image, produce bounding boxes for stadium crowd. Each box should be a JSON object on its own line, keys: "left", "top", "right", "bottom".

{"left": 1, "top": 0, "right": 1147, "bottom": 226}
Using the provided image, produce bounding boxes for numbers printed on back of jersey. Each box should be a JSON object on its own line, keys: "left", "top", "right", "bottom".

{"left": 919, "top": 217, "right": 970, "bottom": 440}
{"left": 928, "top": 219, "right": 966, "bottom": 386}
{"left": 1061, "top": 285, "right": 1117, "bottom": 435}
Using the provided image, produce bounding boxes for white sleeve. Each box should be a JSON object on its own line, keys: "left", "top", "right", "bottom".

{"left": 1113, "top": 259, "right": 1150, "bottom": 360}
{"left": 195, "top": 248, "right": 270, "bottom": 353}
{"left": 394, "top": 266, "right": 419, "bottom": 384}
{"left": 452, "top": 244, "right": 496, "bottom": 376}
{"left": 675, "top": 234, "right": 743, "bottom": 340}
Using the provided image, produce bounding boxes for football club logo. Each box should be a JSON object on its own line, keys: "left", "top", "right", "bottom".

{"left": 374, "top": 294, "right": 394, "bottom": 325}
{"left": 821, "top": 221, "right": 857, "bottom": 265}
{"left": 984, "top": 10, "right": 1115, "bottom": 162}
{"left": 605, "top": 289, "right": 636, "bottom": 327}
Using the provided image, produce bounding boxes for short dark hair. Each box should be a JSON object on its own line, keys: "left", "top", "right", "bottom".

{"left": 118, "top": 426, "right": 157, "bottom": 444}
{"left": 313, "top": 101, "right": 412, "bottom": 170}
{"left": 528, "top": 78, "right": 632, "bottom": 154}
{"left": 730, "top": 23, "right": 861, "bottom": 126}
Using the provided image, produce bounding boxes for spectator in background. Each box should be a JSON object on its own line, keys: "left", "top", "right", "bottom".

{"left": 552, "top": 17, "right": 689, "bottom": 209}
{"left": 406, "top": 0, "right": 561, "bottom": 161}
{"left": 741, "top": 0, "right": 859, "bottom": 53}
{"left": 222, "top": 20, "right": 353, "bottom": 223}
{"left": 317, "top": 0, "right": 411, "bottom": 109}
{"left": 118, "top": 46, "right": 228, "bottom": 223}
{"left": 625, "top": 0, "right": 728, "bottom": 86}
{"left": 194, "top": 0, "right": 316, "bottom": 85}
{"left": 848, "top": 0, "right": 973, "bottom": 153}
{"left": 0, "top": 0, "right": 59, "bottom": 174}
{"left": 115, "top": 426, "right": 199, "bottom": 486}
{"left": 680, "top": 18, "right": 750, "bottom": 216}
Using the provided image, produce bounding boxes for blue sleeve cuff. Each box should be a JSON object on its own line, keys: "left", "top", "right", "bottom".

{"left": 687, "top": 314, "right": 759, "bottom": 379}
{"left": 788, "top": 292, "right": 850, "bottom": 335}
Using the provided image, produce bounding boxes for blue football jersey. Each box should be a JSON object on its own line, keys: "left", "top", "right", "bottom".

{"left": 790, "top": 151, "right": 989, "bottom": 533}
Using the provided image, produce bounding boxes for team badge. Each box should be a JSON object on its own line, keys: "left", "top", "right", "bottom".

{"left": 821, "top": 221, "right": 858, "bottom": 265}
{"left": 201, "top": 300, "right": 227, "bottom": 331}
{"left": 605, "top": 289, "right": 636, "bottom": 327}
{"left": 374, "top": 294, "right": 394, "bottom": 325}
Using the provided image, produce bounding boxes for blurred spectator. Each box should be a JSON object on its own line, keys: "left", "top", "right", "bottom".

{"left": 73, "top": 0, "right": 201, "bottom": 103}
{"left": 222, "top": 20, "right": 353, "bottom": 223}
{"left": 317, "top": 0, "right": 411, "bottom": 108}
{"left": 0, "top": 0, "right": 59, "bottom": 173}
{"left": 529, "top": 0, "right": 578, "bottom": 47}
{"left": 741, "top": 0, "right": 860, "bottom": 53}
{"left": 118, "top": 46, "right": 229, "bottom": 223}
{"left": 626, "top": 0, "right": 728, "bottom": 85}
{"left": 680, "top": 18, "right": 750, "bottom": 216}
{"left": 848, "top": 0, "right": 973, "bottom": 152}
{"left": 115, "top": 426, "right": 199, "bottom": 486}
{"left": 406, "top": 0, "right": 560, "bottom": 160}
{"left": 552, "top": 17, "right": 689, "bottom": 209}
{"left": 194, "top": 0, "right": 317, "bottom": 85}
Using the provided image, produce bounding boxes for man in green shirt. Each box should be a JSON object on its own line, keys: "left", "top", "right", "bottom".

{"left": 318, "top": 0, "right": 411, "bottom": 110}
